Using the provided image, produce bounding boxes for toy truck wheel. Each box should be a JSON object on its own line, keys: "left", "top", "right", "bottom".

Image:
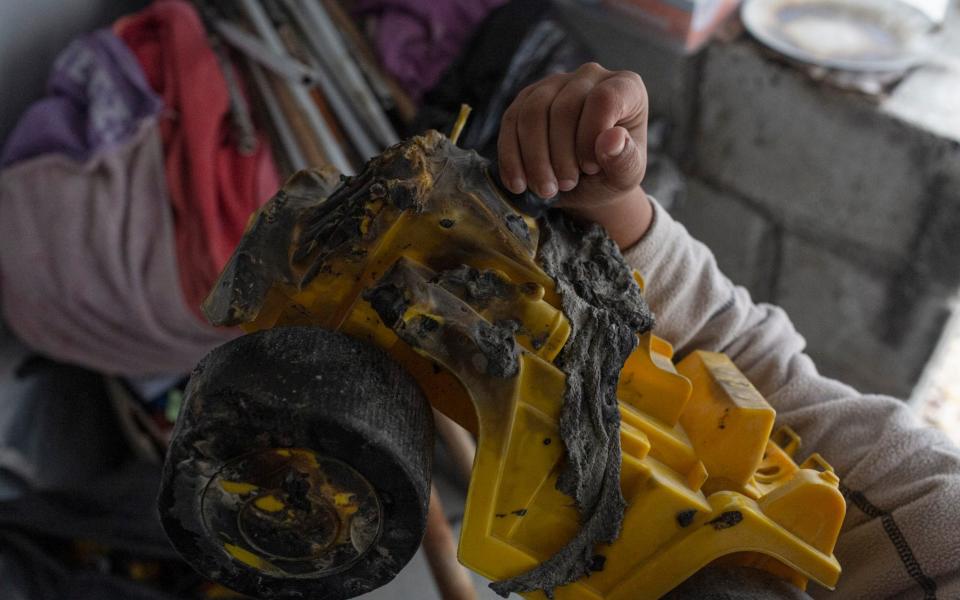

{"left": 159, "top": 327, "right": 434, "bottom": 599}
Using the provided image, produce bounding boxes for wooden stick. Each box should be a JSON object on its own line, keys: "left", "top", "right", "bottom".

{"left": 433, "top": 408, "right": 477, "bottom": 484}
{"left": 423, "top": 485, "right": 477, "bottom": 600}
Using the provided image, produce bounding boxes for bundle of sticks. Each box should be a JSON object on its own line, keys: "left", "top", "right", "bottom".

{"left": 194, "top": 0, "right": 416, "bottom": 177}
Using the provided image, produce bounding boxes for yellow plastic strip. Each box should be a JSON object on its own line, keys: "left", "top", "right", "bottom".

{"left": 449, "top": 104, "right": 472, "bottom": 145}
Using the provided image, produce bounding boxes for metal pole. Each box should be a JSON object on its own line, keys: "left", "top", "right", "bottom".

{"left": 248, "top": 61, "right": 307, "bottom": 171}
{"left": 239, "top": 0, "right": 353, "bottom": 173}
{"left": 285, "top": 0, "right": 399, "bottom": 150}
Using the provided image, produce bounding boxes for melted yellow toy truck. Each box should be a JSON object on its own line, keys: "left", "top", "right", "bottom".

{"left": 159, "top": 131, "right": 845, "bottom": 600}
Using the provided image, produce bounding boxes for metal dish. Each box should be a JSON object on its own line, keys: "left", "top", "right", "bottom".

{"left": 741, "top": 0, "right": 935, "bottom": 72}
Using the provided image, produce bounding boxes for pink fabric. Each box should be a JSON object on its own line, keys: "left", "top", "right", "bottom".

{"left": 116, "top": 0, "right": 279, "bottom": 318}
{"left": 0, "top": 118, "right": 235, "bottom": 376}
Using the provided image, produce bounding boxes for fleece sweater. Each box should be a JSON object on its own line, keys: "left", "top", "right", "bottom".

{"left": 622, "top": 199, "right": 960, "bottom": 600}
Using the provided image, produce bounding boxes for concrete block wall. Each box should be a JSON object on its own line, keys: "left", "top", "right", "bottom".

{"left": 673, "top": 40, "right": 960, "bottom": 397}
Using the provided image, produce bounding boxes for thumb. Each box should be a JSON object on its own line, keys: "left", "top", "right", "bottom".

{"left": 595, "top": 126, "right": 645, "bottom": 192}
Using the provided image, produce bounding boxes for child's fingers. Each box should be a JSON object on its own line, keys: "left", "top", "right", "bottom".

{"left": 575, "top": 71, "right": 648, "bottom": 176}
{"left": 516, "top": 75, "right": 568, "bottom": 198}
{"left": 595, "top": 126, "right": 646, "bottom": 191}
{"left": 498, "top": 65, "right": 648, "bottom": 199}
{"left": 497, "top": 87, "right": 533, "bottom": 194}
{"left": 547, "top": 66, "right": 607, "bottom": 191}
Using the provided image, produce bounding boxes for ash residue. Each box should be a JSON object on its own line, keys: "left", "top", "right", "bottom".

{"left": 363, "top": 283, "right": 409, "bottom": 328}
{"left": 434, "top": 265, "right": 513, "bottom": 308}
{"left": 490, "top": 210, "right": 654, "bottom": 598}
{"left": 202, "top": 168, "right": 341, "bottom": 326}
{"left": 505, "top": 213, "right": 531, "bottom": 242}
{"left": 676, "top": 509, "right": 697, "bottom": 528}
{"left": 473, "top": 319, "right": 520, "bottom": 377}
{"left": 707, "top": 511, "right": 743, "bottom": 530}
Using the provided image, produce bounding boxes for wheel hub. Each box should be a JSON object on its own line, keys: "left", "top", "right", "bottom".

{"left": 200, "top": 448, "right": 382, "bottom": 578}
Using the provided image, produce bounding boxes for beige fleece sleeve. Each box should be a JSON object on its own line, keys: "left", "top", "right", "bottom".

{"left": 621, "top": 198, "right": 960, "bottom": 600}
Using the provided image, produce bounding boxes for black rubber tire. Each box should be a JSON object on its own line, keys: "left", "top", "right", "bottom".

{"left": 159, "top": 327, "right": 434, "bottom": 599}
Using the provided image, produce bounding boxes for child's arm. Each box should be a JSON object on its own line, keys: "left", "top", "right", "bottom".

{"left": 500, "top": 63, "right": 960, "bottom": 599}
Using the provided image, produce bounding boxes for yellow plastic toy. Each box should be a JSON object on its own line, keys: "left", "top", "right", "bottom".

{"left": 161, "top": 127, "right": 845, "bottom": 600}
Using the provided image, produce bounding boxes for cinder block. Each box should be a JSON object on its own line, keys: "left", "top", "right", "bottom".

{"left": 775, "top": 235, "right": 950, "bottom": 397}
{"left": 693, "top": 41, "right": 930, "bottom": 260}
{"left": 670, "top": 178, "right": 776, "bottom": 302}
{"left": 912, "top": 156, "right": 960, "bottom": 288}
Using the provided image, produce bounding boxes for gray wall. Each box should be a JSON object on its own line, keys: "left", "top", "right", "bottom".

{"left": 673, "top": 40, "right": 960, "bottom": 398}
{"left": 0, "top": 0, "right": 147, "bottom": 143}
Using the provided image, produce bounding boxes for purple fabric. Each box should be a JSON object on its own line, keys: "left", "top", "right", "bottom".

{"left": 353, "top": 0, "right": 508, "bottom": 102}
{"left": 1, "top": 29, "right": 163, "bottom": 167}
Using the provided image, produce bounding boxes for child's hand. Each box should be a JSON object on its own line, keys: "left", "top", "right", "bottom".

{"left": 497, "top": 63, "right": 653, "bottom": 249}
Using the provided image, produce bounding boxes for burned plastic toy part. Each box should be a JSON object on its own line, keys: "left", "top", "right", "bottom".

{"left": 160, "top": 326, "right": 433, "bottom": 599}
{"left": 167, "top": 130, "right": 846, "bottom": 600}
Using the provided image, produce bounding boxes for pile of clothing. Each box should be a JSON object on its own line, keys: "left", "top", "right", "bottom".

{"left": 0, "top": 1, "right": 279, "bottom": 379}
